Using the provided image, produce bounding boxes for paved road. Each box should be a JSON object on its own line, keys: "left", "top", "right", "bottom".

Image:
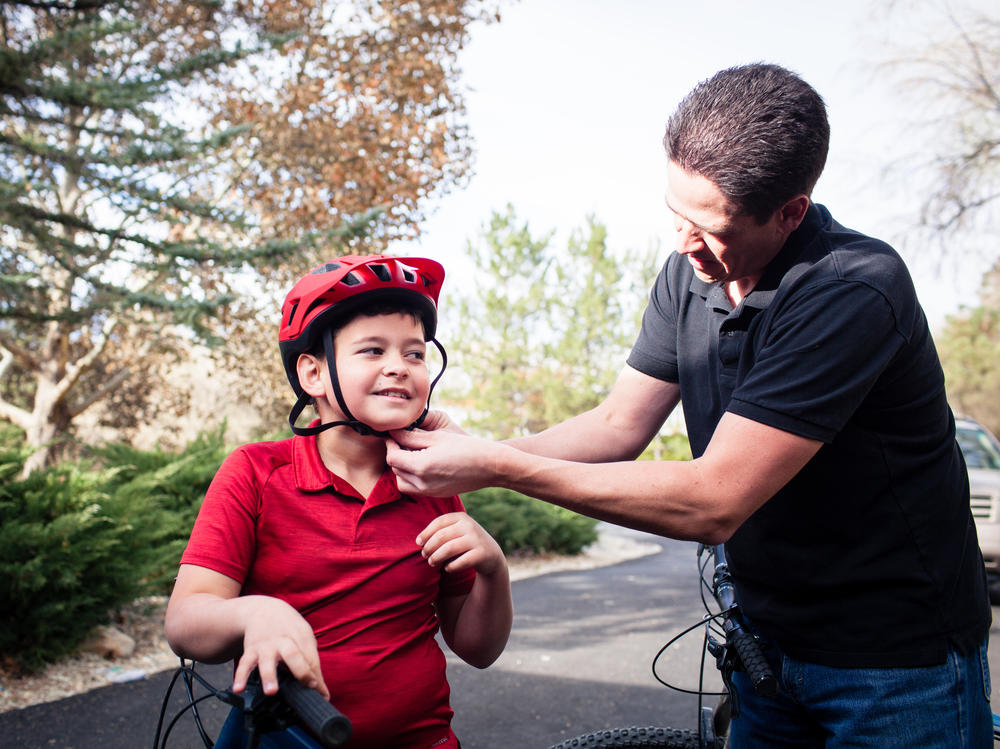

{"left": 3, "top": 528, "right": 999, "bottom": 748}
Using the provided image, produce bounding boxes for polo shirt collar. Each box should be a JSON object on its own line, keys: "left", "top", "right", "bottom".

{"left": 292, "top": 427, "right": 402, "bottom": 506}
{"left": 744, "top": 202, "right": 828, "bottom": 310}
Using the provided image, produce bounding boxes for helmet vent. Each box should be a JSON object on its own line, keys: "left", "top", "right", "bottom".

{"left": 401, "top": 268, "right": 415, "bottom": 282}
{"left": 303, "top": 297, "right": 328, "bottom": 318}
{"left": 370, "top": 263, "right": 391, "bottom": 282}
{"left": 312, "top": 262, "right": 340, "bottom": 275}
{"left": 285, "top": 302, "right": 299, "bottom": 327}
{"left": 341, "top": 271, "right": 361, "bottom": 286}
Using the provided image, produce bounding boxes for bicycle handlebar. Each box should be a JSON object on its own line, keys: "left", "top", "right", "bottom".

{"left": 277, "top": 671, "right": 352, "bottom": 748}
{"left": 218, "top": 667, "right": 352, "bottom": 748}
{"left": 708, "top": 544, "right": 778, "bottom": 698}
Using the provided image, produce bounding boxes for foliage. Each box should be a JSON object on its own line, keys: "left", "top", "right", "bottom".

{"left": 0, "top": 423, "right": 607, "bottom": 669}
{"left": 0, "top": 425, "right": 229, "bottom": 672}
{"left": 93, "top": 426, "right": 232, "bottom": 591}
{"left": 443, "top": 205, "right": 660, "bottom": 439}
{"left": 937, "top": 264, "right": 1000, "bottom": 436}
{"left": 462, "top": 487, "right": 599, "bottom": 555}
{"left": 0, "top": 0, "right": 500, "bottom": 472}
{"left": 0, "top": 428, "right": 143, "bottom": 671}
{"left": 638, "top": 430, "right": 692, "bottom": 462}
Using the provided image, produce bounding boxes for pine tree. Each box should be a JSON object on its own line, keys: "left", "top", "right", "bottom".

{"left": 0, "top": 0, "right": 498, "bottom": 472}
{"left": 443, "top": 206, "right": 660, "bottom": 439}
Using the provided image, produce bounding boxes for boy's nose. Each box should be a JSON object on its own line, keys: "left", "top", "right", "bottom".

{"left": 382, "top": 356, "right": 408, "bottom": 377}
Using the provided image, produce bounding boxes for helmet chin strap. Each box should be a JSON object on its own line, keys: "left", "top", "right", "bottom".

{"left": 288, "top": 329, "right": 448, "bottom": 439}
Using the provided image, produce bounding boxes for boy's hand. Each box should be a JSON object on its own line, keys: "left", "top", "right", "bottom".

{"left": 232, "top": 596, "right": 330, "bottom": 700}
{"left": 417, "top": 512, "right": 505, "bottom": 577}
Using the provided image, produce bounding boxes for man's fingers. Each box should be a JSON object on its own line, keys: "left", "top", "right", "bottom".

{"left": 389, "top": 428, "right": 436, "bottom": 449}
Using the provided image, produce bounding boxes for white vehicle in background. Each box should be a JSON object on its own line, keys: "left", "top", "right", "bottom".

{"left": 955, "top": 416, "right": 1000, "bottom": 604}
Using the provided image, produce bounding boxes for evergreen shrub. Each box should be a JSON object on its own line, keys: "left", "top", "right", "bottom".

{"left": 94, "top": 427, "right": 231, "bottom": 592}
{"left": 462, "top": 487, "right": 598, "bottom": 554}
{"left": 0, "top": 428, "right": 146, "bottom": 671}
{"left": 0, "top": 426, "right": 230, "bottom": 672}
{"left": 0, "top": 424, "right": 608, "bottom": 670}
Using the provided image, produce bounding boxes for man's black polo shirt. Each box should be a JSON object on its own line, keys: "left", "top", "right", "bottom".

{"left": 628, "top": 203, "right": 989, "bottom": 667}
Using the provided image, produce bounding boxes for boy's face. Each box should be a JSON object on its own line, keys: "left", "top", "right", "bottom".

{"left": 328, "top": 312, "right": 430, "bottom": 432}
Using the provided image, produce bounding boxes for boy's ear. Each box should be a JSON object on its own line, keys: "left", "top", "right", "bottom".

{"left": 296, "top": 353, "right": 327, "bottom": 398}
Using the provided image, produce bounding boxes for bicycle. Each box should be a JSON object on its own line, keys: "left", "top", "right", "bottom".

{"left": 544, "top": 543, "right": 773, "bottom": 749}
{"left": 546, "top": 544, "right": 1000, "bottom": 749}
{"left": 153, "top": 659, "right": 352, "bottom": 749}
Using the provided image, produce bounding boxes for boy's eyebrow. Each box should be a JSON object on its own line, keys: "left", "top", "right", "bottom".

{"left": 349, "top": 334, "right": 426, "bottom": 347}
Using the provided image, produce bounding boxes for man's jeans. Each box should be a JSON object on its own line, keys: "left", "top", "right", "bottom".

{"left": 729, "top": 638, "right": 992, "bottom": 748}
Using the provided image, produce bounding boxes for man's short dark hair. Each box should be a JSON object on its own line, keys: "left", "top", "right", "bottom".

{"left": 664, "top": 63, "right": 830, "bottom": 223}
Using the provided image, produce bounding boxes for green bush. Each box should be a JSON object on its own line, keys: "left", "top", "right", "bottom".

{"left": 0, "top": 454, "right": 145, "bottom": 671}
{"left": 0, "top": 423, "right": 606, "bottom": 670}
{"left": 0, "top": 426, "right": 230, "bottom": 672}
{"left": 462, "top": 487, "right": 598, "bottom": 554}
{"left": 93, "top": 427, "right": 231, "bottom": 592}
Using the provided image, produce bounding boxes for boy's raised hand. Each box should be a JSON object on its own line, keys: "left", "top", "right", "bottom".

{"left": 416, "top": 512, "right": 505, "bottom": 577}
{"left": 232, "top": 596, "right": 330, "bottom": 701}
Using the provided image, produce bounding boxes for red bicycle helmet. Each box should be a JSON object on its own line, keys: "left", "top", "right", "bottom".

{"left": 279, "top": 254, "right": 446, "bottom": 437}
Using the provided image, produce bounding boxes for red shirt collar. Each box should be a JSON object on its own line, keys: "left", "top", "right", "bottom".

{"left": 292, "top": 427, "right": 402, "bottom": 507}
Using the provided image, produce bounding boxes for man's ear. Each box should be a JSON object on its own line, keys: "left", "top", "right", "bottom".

{"left": 777, "top": 194, "right": 810, "bottom": 233}
{"left": 296, "top": 353, "right": 327, "bottom": 398}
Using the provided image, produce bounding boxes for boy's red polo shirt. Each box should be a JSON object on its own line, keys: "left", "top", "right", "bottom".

{"left": 181, "top": 432, "right": 475, "bottom": 749}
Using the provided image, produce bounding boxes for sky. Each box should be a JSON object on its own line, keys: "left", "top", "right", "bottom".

{"left": 390, "top": 0, "right": 995, "bottom": 330}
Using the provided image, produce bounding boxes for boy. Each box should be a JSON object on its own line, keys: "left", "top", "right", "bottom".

{"left": 165, "top": 255, "right": 513, "bottom": 749}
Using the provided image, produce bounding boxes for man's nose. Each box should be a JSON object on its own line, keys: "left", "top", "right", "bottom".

{"left": 674, "top": 217, "right": 703, "bottom": 254}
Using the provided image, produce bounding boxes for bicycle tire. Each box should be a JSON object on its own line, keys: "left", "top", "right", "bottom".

{"left": 547, "top": 725, "right": 704, "bottom": 749}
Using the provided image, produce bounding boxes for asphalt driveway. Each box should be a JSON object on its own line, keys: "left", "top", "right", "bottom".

{"left": 3, "top": 529, "right": 999, "bottom": 749}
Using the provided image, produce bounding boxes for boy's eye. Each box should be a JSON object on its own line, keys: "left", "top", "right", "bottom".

{"left": 360, "top": 347, "right": 383, "bottom": 356}
{"left": 406, "top": 350, "right": 426, "bottom": 361}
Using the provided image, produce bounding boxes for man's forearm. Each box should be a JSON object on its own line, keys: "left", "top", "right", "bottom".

{"left": 505, "top": 367, "right": 681, "bottom": 463}
{"left": 505, "top": 406, "right": 659, "bottom": 463}
{"left": 492, "top": 444, "right": 726, "bottom": 541}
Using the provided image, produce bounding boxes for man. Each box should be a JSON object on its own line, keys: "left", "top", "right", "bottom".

{"left": 386, "top": 63, "right": 992, "bottom": 747}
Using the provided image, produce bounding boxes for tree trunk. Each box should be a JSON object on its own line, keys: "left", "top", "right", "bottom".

{"left": 20, "top": 379, "right": 61, "bottom": 478}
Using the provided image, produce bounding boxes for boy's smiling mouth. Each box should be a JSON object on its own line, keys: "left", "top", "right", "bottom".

{"left": 375, "top": 388, "right": 411, "bottom": 400}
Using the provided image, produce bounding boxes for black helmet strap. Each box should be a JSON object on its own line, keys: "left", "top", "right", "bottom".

{"left": 288, "top": 329, "right": 448, "bottom": 439}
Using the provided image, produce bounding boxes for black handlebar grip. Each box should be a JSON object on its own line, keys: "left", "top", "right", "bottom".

{"left": 731, "top": 630, "right": 777, "bottom": 698}
{"left": 278, "top": 677, "right": 352, "bottom": 748}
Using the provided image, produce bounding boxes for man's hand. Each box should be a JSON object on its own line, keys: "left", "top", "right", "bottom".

{"left": 386, "top": 428, "right": 506, "bottom": 497}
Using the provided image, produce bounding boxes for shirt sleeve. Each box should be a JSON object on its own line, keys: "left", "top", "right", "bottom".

{"left": 728, "top": 280, "right": 908, "bottom": 442}
{"left": 627, "top": 255, "right": 682, "bottom": 382}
